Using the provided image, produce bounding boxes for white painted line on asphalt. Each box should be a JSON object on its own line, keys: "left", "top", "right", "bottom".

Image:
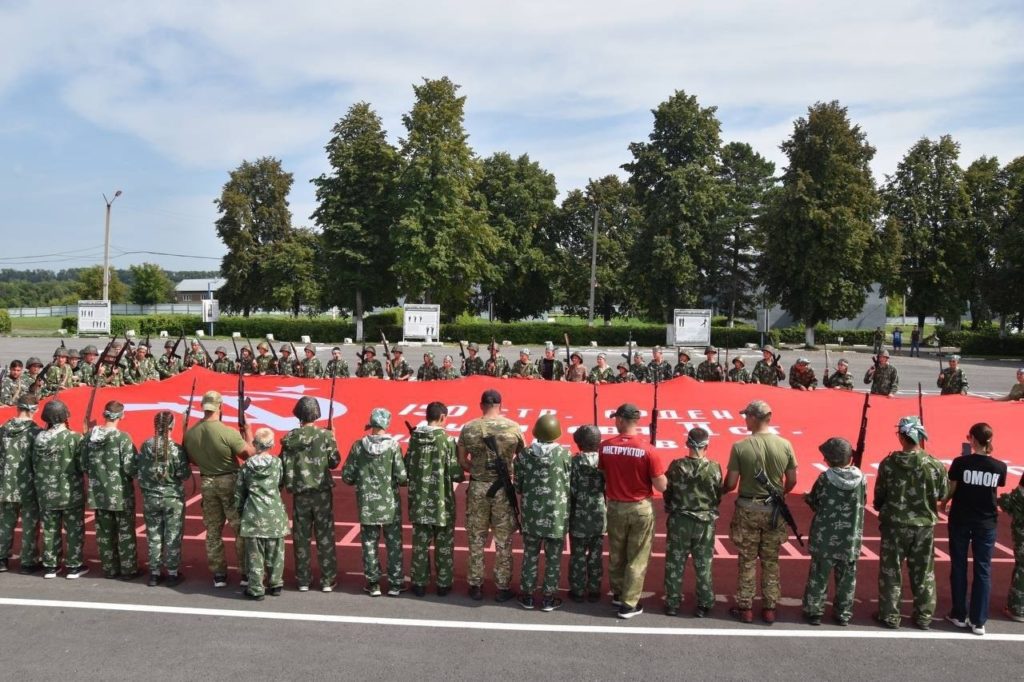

{"left": 2, "top": 597, "right": 1024, "bottom": 642}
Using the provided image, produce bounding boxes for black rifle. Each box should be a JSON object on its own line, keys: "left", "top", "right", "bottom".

{"left": 170, "top": 332, "right": 185, "bottom": 360}
{"left": 484, "top": 435, "right": 520, "bottom": 532}
{"left": 84, "top": 337, "right": 130, "bottom": 431}
{"left": 266, "top": 336, "right": 279, "bottom": 371}
{"left": 650, "top": 367, "right": 660, "bottom": 444}
{"left": 236, "top": 363, "right": 251, "bottom": 434}
{"left": 327, "top": 372, "right": 337, "bottom": 431}
{"left": 918, "top": 382, "right": 924, "bottom": 425}
{"left": 231, "top": 336, "right": 241, "bottom": 362}
{"left": 716, "top": 346, "right": 725, "bottom": 380}
{"left": 182, "top": 376, "right": 197, "bottom": 438}
{"left": 772, "top": 351, "right": 785, "bottom": 381}
{"left": 404, "top": 420, "right": 416, "bottom": 437}
{"left": 592, "top": 381, "right": 598, "bottom": 424}
{"left": 563, "top": 333, "right": 572, "bottom": 366}
{"left": 755, "top": 470, "right": 804, "bottom": 546}
{"left": 852, "top": 391, "right": 870, "bottom": 469}
{"left": 290, "top": 341, "right": 302, "bottom": 377}
{"left": 195, "top": 336, "right": 214, "bottom": 368}
{"left": 621, "top": 331, "right": 634, "bottom": 366}
{"left": 823, "top": 343, "right": 831, "bottom": 384}
{"left": 380, "top": 332, "right": 393, "bottom": 378}
{"left": 458, "top": 340, "right": 467, "bottom": 372}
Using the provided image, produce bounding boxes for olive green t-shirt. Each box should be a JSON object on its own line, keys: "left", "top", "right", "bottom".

{"left": 183, "top": 420, "right": 246, "bottom": 476}
{"left": 727, "top": 433, "right": 797, "bottom": 498}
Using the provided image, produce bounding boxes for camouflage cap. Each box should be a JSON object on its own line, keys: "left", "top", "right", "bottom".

{"left": 82, "top": 345, "right": 99, "bottom": 355}
{"left": 164, "top": 340, "right": 175, "bottom": 349}
{"left": 215, "top": 346, "right": 228, "bottom": 355}
{"left": 544, "top": 341, "right": 555, "bottom": 350}
{"left": 597, "top": 352, "right": 607, "bottom": 360}
{"left": 652, "top": 346, "right": 663, "bottom": 353}
{"left": 467, "top": 342, "right": 479, "bottom": 351}
{"left": 68, "top": 348, "right": 80, "bottom": 359}
{"left": 366, "top": 407, "right": 391, "bottom": 430}
{"left": 191, "top": 338, "right": 201, "bottom": 345}
{"left": 818, "top": 437, "right": 853, "bottom": 465}
{"left": 740, "top": 400, "right": 772, "bottom": 419}
{"left": 613, "top": 403, "right": 641, "bottom": 420}
{"left": 423, "top": 351, "right": 434, "bottom": 360}
{"left": 897, "top": 415, "right": 928, "bottom": 443}
{"left": 617, "top": 362, "right": 628, "bottom": 370}
{"left": 135, "top": 344, "right": 148, "bottom": 352}
{"left": 26, "top": 356, "right": 42, "bottom": 367}
{"left": 201, "top": 390, "right": 223, "bottom": 411}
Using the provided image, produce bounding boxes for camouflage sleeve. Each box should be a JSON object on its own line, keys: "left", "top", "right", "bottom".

{"left": 124, "top": 441, "right": 139, "bottom": 479}
{"left": 326, "top": 431, "right": 341, "bottom": 470}
{"left": 873, "top": 459, "right": 887, "bottom": 511}
{"left": 514, "top": 450, "right": 526, "bottom": 493}
{"left": 936, "top": 370, "right": 946, "bottom": 389}
{"left": 788, "top": 367, "right": 800, "bottom": 389}
{"left": 341, "top": 444, "right": 359, "bottom": 485}
{"left": 392, "top": 443, "right": 408, "bottom": 486}
{"left": 890, "top": 367, "right": 899, "bottom": 394}
{"left": 804, "top": 473, "right": 824, "bottom": 512}
{"left": 446, "top": 437, "right": 464, "bottom": 482}
{"left": 122, "top": 435, "right": 138, "bottom": 479}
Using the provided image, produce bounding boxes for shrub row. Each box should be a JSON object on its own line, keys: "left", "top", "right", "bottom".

{"left": 938, "top": 330, "right": 1024, "bottom": 357}
{"left": 0, "top": 310, "right": 11, "bottom": 334}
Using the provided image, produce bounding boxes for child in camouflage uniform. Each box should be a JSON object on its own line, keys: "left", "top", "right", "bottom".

{"left": 801, "top": 437, "right": 866, "bottom": 626}
{"left": 662, "top": 427, "right": 722, "bottom": 617}
{"left": 128, "top": 411, "right": 192, "bottom": 587}
{"left": 515, "top": 415, "right": 571, "bottom": 612}
{"left": 568, "top": 425, "right": 606, "bottom": 603}
{"left": 998, "top": 475, "right": 1024, "bottom": 622}
{"left": 405, "top": 401, "right": 463, "bottom": 596}
{"left": 342, "top": 408, "right": 408, "bottom": 597}
{"left": 236, "top": 428, "right": 288, "bottom": 600}
{"left": 0, "top": 394, "right": 42, "bottom": 573}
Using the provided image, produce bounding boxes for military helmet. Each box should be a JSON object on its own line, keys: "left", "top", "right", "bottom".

{"left": 68, "top": 348, "right": 80, "bottom": 359}
{"left": 164, "top": 340, "right": 175, "bottom": 349}
{"left": 532, "top": 414, "right": 562, "bottom": 441}
{"left": 392, "top": 346, "right": 403, "bottom": 354}
{"left": 818, "top": 437, "right": 853, "bottom": 466}
{"left": 292, "top": 396, "right": 321, "bottom": 423}
{"left": 423, "top": 351, "right": 434, "bottom": 360}
{"left": 617, "top": 362, "right": 628, "bottom": 371}
{"left": 42, "top": 399, "right": 70, "bottom": 426}
{"left": 279, "top": 344, "right": 291, "bottom": 353}
{"left": 257, "top": 341, "right": 269, "bottom": 351}
{"left": 26, "top": 356, "right": 43, "bottom": 368}
{"left": 305, "top": 344, "right": 316, "bottom": 354}
{"left": 54, "top": 347, "right": 68, "bottom": 358}
{"left": 572, "top": 424, "right": 601, "bottom": 451}
{"left": 467, "top": 342, "right": 479, "bottom": 352}
{"left": 82, "top": 345, "right": 99, "bottom": 356}
{"left": 215, "top": 346, "right": 228, "bottom": 355}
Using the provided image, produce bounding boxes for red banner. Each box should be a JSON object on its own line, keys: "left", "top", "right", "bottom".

{"left": 5, "top": 368, "right": 1022, "bottom": 498}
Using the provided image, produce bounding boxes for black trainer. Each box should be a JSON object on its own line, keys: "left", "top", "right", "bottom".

{"left": 519, "top": 594, "right": 535, "bottom": 610}
{"left": 147, "top": 573, "right": 161, "bottom": 587}
{"left": 540, "top": 596, "right": 563, "bottom": 612}
{"left": 468, "top": 585, "right": 483, "bottom": 600}
{"left": 617, "top": 603, "right": 644, "bottom": 620}
{"left": 412, "top": 584, "right": 427, "bottom": 597}
{"left": 495, "top": 588, "right": 515, "bottom": 603}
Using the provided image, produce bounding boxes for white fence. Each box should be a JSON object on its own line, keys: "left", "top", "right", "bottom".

{"left": 6, "top": 303, "right": 207, "bottom": 318}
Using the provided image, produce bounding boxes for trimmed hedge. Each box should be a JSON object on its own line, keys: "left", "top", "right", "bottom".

{"left": 0, "top": 310, "right": 11, "bottom": 334}
{"left": 938, "top": 330, "right": 1024, "bottom": 357}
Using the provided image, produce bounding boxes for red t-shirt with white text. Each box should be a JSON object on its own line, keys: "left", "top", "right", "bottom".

{"left": 598, "top": 434, "right": 665, "bottom": 502}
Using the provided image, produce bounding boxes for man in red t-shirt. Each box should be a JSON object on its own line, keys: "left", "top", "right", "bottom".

{"left": 598, "top": 403, "right": 667, "bottom": 619}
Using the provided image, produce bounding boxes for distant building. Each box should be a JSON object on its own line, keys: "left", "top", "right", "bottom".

{"left": 762, "top": 283, "right": 887, "bottom": 331}
{"left": 174, "top": 278, "right": 225, "bottom": 303}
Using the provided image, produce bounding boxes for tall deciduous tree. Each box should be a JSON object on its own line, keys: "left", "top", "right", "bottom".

{"left": 883, "top": 135, "right": 973, "bottom": 327}
{"left": 760, "top": 101, "right": 882, "bottom": 346}
{"left": 76, "top": 266, "right": 127, "bottom": 303}
{"left": 962, "top": 156, "right": 1005, "bottom": 328}
{"left": 311, "top": 102, "right": 402, "bottom": 338}
{"left": 623, "top": 90, "right": 724, "bottom": 321}
{"left": 128, "top": 263, "right": 173, "bottom": 304}
{"left": 215, "top": 157, "right": 294, "bottom": 316}
{"left": 392, "top": 77, "right": 497, "bottom": 315}
{"left": 990, "top": 156, "right": 1024, "bottom": 330}
{"left": 477, "top": 152, "right": 558, "bottom": 320}
{"left": 716, "top": 142, "right": 775, "bottom": 325}
{"left": 264, "top": 227, "right": 322, "bottom": 317}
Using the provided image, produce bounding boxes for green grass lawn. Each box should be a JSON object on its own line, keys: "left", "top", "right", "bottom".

{"left": 9, "top": 316, "right": 64, "bottom": 335}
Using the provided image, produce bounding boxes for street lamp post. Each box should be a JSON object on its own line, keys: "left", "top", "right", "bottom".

{"left": 102, "top": 190, "right": 123, "bottom": 301}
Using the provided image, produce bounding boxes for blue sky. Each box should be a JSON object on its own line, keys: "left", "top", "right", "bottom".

{"left": 2, "top": 0, "right": 1023, "bottom": 272}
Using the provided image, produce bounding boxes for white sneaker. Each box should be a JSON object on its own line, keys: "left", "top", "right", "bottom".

{"left": 65, "top": 565, "right": 89, "bottom": 580}
{"left": 971, "top": 622, "right": 986, "bottom": 636}
{"left": 297, "top": 585, "right": 310, "bottom": 592}
{"left": 321, "top": 584, "right": 334, "bottom": 593}
{"left": 240, "top": 578, "right": 249, "bottom": 588}
{"left": 43, "top": 567, "right": 59, "bottom": 579}
{"left": 946, "top": 614, "right": 969, "bottom": 628}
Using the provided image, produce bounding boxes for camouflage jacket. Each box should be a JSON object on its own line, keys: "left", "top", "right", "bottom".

{"left": 80, "top": 426, "right": 137, "bottom": 511}
{"left": 405, "top": 425, "right": 463, "bottom": 526}
{"left": 461, "top": 355, "right": 485, "bottom": 376}
{"left": 483, "top": 355, "right": 510, "bottom": 378}
{"left": 184, "top": 349, "right": 209, "bottom": 369}
{"left": 695, "top": 360, "right": 725, "bottom": 382}
{"left": 303, "top": 357, "right": 324, "bottom": 378}
{"left": 76, "top": 362, "right": 97, "bottom": 387}
{"left": 341, "top": 435, "right": 407, "bottom": 525}
{"left": 631, "top": 362, "right": 650, "bottom": 382}
{"left": 789, "top": 365, "right": 818, "bottom": 389}
{"left": 647, "top": 361, "right": 673, "bottom": 382}
{"left": 156, "top": 355, "right": 183, "bottom": 379}
{"left": 437, "top": 366, "right": 460, "bottom": 380}
{"left": 212, "top": 357, "right": 236, "bottom": 374}
{"left": 276, "top": 357, "right": 297, "bottom": 376}
{"left": 938, "top": 368, "right": 968, "bottom": 395}
{"left": 565, "top": 364, "right": 588, "bottom": 382}
{"left": 416, "top": 364, "right": 439, "bottom": 381}
{"left": 325, "top": 359, "right": 350, "bottom": 378}
{"left": 663, "top": 456, "right": 722, "bottom": 523}
{"left": 805, "top": 466, "right": 866, "bottom": 561}
{"left": 726, "top": 367, "right": 750, "bottom": 383}
{"left": 510, "top": 359, "right": 539, "bottom": 379}
{"left": 128, "top": 436, "right": 191, "bottom": 499}
{"left": 458, "top": 416, "right": 524, "bottom": 483}
{"left": 865, "top": 364, "right": 899, "bottom": 395}
{"left": 535, "top": 358, "right": 564, "bottom": 381}
{"left": 515, "top": 442, "right": 571, "bottom": 538}
{"left": 235, "top": 455, "right": 289, "bottom": 538}
{"left": 873, "top": 449, "right": 948, "bottom": 527}
{"left": 997, "top": 485, "right": 1024, "bottom": 535}
{"left": 95, "top": 366, "right": 126, "bottom": 387}
{"left": 388, "top": 359, "right": 413, "bottom": 380}
{"left": 281, "top": 425, "right": 340, "bottom": 495}
{"left": 125, "top": 356, "right": 158, "bottom": 384}
{"left": 751, "top": 359, "right": 784, "bottom": 386}
{"left": 671, "top": 362, "right": 694, "bottom": 380}
{"left": 612, "top": 371, "right": 637, "bottom": 383}
{"left": 31, "top": 426, "right": 84, "bottom": 511}
{"left": 254, "top": 354, "right": 274, "bottom": 375}
{"left": 356, "top": 358, "right": 384, "bottom": 378}
{"left": 569, "top": 451, "right": 606, "bottom": 537}
{"left": 824, "top": 370, "right": 854, "bottom": 390}
{"left": 587, "top": 366, "right": 614, "bottom": 384}
{"left": 0, "top": 417, "right": 42, "bottom": 503}
{"left": 42, "top": 364, "right": 74, "bottom": 396}
{"left": 0, "top": 376, "right": 27, "bottom": 406}
{"left": 237, "top": 356, "right": 257, "bottom": 375}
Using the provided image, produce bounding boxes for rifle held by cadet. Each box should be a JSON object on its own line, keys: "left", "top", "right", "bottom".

{"left": 823, "top": 343, "right": 831, "bottom": 383}
{"left": 754, "top": 470, "right": 804, "bottom": 546}
{"left": 327, "top": 372, "right": 337, "bottom": 431}
{"left": 458, "top": 340, "right": 467, "bottom": 371}
{"left": 182, "top": 376, "right": 197, "bottom": 439}
{"left": 852, "top": 391, "right": 870, "bottom": 469}
{"left": 484, "top": 435, "right": 520, "bottom": 532}
{"left": 918, "top": 382, "right": 924, "bottom": 425}
{"left": 563, "top": 333, "right": 572, "bottom": 366}
{"left": 236, "top": 364, "right": 251, "bottom": 434}
{"left": 380, "top": 332, "right": 393, "bottom": 378}
{"left": 650, "top": 370, "right": 659, "bottom": 444}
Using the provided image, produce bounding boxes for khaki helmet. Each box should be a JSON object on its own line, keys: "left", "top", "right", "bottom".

{"left": 532, "top": 414, "right": 562, "bottom": 441}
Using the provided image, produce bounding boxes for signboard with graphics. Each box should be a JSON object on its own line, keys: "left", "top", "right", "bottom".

{"left": 670, "top": 308, "right": 712, "bottom": 346}
{"left": 202, "top": 299, "right": 220, "bottom": 323}
{"left": 77, "top": 299, "right": 111, "bottom": 334}
{"left": 403, "top": 304, "right": 440, "bottom": 341}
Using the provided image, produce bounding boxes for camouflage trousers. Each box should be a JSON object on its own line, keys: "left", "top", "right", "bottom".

{"left": 94, "top": 508, "right": 139, "bottom": 576}
{"left": 802, "top": 555, "right": 858, "bottom": 621}
{"left": 1009, "top": 526, "right": 1024, "bottom": 618}
{"left": 729, "top": 504, "right": 788, "bottom": 609}
{"left": 39, "top": 507, "right": 85, "bottom": 569}
{"left": 244, "top": 536, "right": 285, "bottom": 597}
{"left": 877, "top": 524, "right": 936, "bottom": 627}
{"left": 606, "top": 498, "right": 655, "bottom": 609}
{"left": 664, "top": 515, "right": 715, "bottom": 609}
{"left": 201, "top": 474, "right": 246, "bottom": 575}
{"left": 360, "top": 522, "right": 404, "bottom": 585}
{"left": 0, "top": 499, "right": 40, "bottom": 565}
{"left": 466, "top": 480, "right": 515, "bottom": 589}
{"left": 142, "top": 495, "right": 184, "bottom": 572}
{"left": 520, "top": 533, "right": 565, "bottom": 595}
{"left": 291, "top": 490, "right": 337, "bottom": 589}
{"left": 568, "top": 534, "right": 604, "bottom": 595}
{"left": 411, "top": 523, "right": 455, "bottom": 588}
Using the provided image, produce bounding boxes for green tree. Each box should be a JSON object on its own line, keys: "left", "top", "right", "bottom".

{"left": 392, "top": 77, "right": 498, "bottom": 315}
{"left": 128, "top": 262, "right": 173, "bottom": 304}
{"left": 549, "top": 176, "right": 641, "bottom": 323}
{"left": 75, "top": 266, "right": 128, "bottom": 303}
{"left": 991, "top": 156, "right": 1024, "bottom": 330}
{"left": 264, "top": 228, "right": 322, "bottom": 316}
{"left": 962, "top": 156, "right": 1005, "bottom": 328}
{"left": 883, "top": 135, "right": 973, "bottom": 328}
{"left": 311, "top": 102, "right": 402, "bottom": 339}
{"left": 717, "top": 142, "right": 775, "bottom": 325}
{"left": 760, "top": 101, "right": 882, "bottom": 346}
{"left": 477, "top": 152, "right": 558, "bottom": 320}
{"left": 215, "top": 157, "right": 294, "bottom": 316}
{"left": 623, "top": 90, "right": 724, "bottom": 321}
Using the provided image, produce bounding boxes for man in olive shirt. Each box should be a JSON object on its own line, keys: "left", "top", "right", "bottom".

{"left": 183, "top": 390, "right": 255, "bottom": 588}
{"left": 722, "top": 400, "right": 798, "bottom": 624}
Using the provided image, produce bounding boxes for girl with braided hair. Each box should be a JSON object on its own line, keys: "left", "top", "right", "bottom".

{"left": 126, "top": 410, "right": 192, "bottom": 586}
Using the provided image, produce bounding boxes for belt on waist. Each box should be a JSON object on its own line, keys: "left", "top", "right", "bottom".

{"left": 739, "top": 494, "right": 772, "bottom": 501}
{"left": 201, "top": 472, "right": 236, "bottom": 478}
